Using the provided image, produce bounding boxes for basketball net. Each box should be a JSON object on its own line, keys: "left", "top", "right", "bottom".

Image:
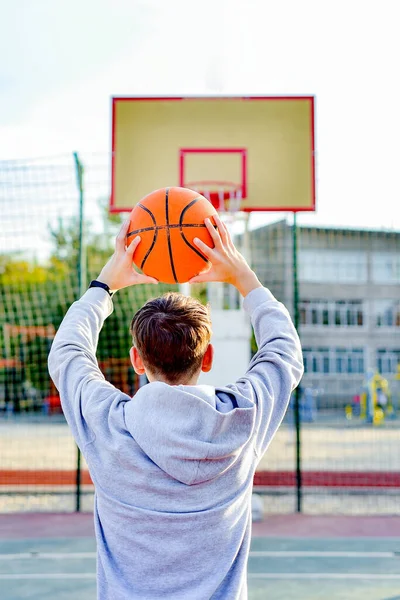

{"left": 185, "top": 181, "right": 243, "bottom": 230}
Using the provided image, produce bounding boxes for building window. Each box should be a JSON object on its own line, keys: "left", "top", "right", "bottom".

{"left": 375, "top": 300, "right": 400, "bottom": 327}
{"left": 299, "top": 249, "right": 367, "bottom": 283}
{"left": 302, "top": 347, "right": 331, "bottom": 373}
{"left": 372, "top": 253, "right": 400, "bottom": 284}
{"left": 299, "top": 300, "right": 364, "bottom": 327}
{"left": 302, "top": 347, "right": 365, "bottom": 374}
{"left": 349, "top": 349, "right": 364, "bottom": 374}
{"left": 322, "top": 354, "right": 330, "bottom": 374}
{"left": 335, "top": 348, "right": 346, "bottom": 373}
{"left": 376, "top": 349, "right": 400, "bottom": 374}
{"left": 302, "top": 347, "right": 311, "bottom": 374}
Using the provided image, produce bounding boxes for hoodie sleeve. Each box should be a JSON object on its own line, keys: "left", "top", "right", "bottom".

{"left": 48, "top": 288, "right": 128, "bottom": 447}
{"left": 229, "top": 287, "right": 304, "bottom": 458}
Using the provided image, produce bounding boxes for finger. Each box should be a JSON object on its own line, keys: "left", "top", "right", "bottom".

{"left": 189, "top": 270, "right": 216, "bottom": 284}
{"left": 116, "top": 219, "right": 130, "bottom": 251}
{"left": 221, "top": 218, "right": 235, "bottom": 249}
{"left": 188, "top": 262, "right": 212, "bottom": 282}
{"left": 214, "top": 215, "right": 229, "bottom": 247}
{"left": 193, "top": 236, "right": 216, "bottom": 260}
{"left": 130, "top": 263, "right": 158, "bottom": 284}
{"left": 135, "top": 274, "right": 159, "bottom": 285}
{"left": 127, "top": 269, "right": 158, "bottom": 285}
{"left": 204, "top": 218, "right": 223, "bottom": 250}
{"left": 126, "top": 235, "right": 141, "bottom": 256}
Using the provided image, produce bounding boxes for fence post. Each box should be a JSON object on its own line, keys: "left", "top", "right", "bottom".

{"left": 73, "top": 152, "right": 85, "bottom": 512}
{"left": 292, "top": 212, "right": 302, "bottom": 512}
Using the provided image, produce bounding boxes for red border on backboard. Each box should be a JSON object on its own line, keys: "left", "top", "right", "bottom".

{"left": 110, "top": 96, "right": 316, "bottom": 213}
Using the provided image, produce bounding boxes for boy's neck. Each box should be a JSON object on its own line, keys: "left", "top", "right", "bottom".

{"left": 146, "top": 372, "right": 200, "bottom": 386}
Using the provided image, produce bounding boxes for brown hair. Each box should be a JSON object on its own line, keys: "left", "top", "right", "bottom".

{"left": 130, "top": 292, "right": 212, "bottom": 383}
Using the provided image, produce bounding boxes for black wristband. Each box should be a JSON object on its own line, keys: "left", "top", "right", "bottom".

{"left": 88, "top": 280, "right": 114, "bottom": 297}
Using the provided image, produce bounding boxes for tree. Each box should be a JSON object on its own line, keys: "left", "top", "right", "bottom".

{"left": 0, "top": 197, "right": 180, "bottom": 410}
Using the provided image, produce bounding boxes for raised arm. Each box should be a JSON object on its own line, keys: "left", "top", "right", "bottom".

{"left": 239, "top": 287, "right": 303, "bottom": 456}
{"left": 48, "top": 287, "right": 116, "bottom": 445}
{"left": 48, "top": 221, "right": 157, "bottom": 446}
{"left": 190, "top": 217, "right": 303, "bottom": 457}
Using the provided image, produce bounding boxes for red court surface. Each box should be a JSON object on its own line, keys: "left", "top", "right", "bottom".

{"left": 2, "top": 469, "right": 399, "bottom": 487}
{"left": 2, "top": 513, "right": 400, "bottom": 540}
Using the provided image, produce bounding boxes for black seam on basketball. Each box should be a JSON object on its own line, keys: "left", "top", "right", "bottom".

{"left": 137, "top": 202, "right": 157, "bottom": 225}
{"left": 140, "top": 227, "right": 158, "bottom": 270}
{"left": 178, "top": 197, "right": 213, "bottom": 263}
{"left": 127, "top": 223, "right": 209, "bottom": 238}
{"left": 165, "top": 188, "right": 178, "bottom": 283}
{"left": 136, "top": 203, "right": 157, "bottom": 271}
{"left": 178, "top": 197, "right": 217, "bottom": 231}
{"left": 180, "top": 230, "right": 209, "bottom": 263}
{"left": 179, "top": 197, "right": 201, "bottom": 224}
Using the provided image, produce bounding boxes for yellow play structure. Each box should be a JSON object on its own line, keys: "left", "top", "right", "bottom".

{"left": 346, "top": 369, "right": 396, "bottom": 425}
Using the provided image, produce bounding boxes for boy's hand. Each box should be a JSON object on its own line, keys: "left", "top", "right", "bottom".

{"left": 96, "top": 220, "right": 158, "bottom": 292}
{"left": 189, "top": 215, "right": 263, "bottom": 298}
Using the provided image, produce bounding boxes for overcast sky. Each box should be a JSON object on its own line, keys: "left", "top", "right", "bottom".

{"left": 1, "top": 0, "right": 399, "bottom": 230}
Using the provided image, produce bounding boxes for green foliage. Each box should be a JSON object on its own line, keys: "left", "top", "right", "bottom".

{"left": 250, "top": 329, "right": 257, "bottom": 357}
{"left": 0, "top": 197, "right": 176, "bottom": 409}
{"left": 189, "top": 283, "right": 208, "bottom": 306}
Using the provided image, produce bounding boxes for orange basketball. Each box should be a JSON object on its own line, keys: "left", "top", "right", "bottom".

{"left": 127, "top": 187, "right": 218, "bottom": 284}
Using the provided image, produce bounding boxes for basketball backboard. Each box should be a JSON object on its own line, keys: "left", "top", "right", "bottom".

{"left": 110, "top": 96, "right": 316, "bottom": 213}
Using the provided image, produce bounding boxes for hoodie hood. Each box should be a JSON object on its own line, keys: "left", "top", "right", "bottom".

{"left": 124, "top": 382, "right": 256, "bottom": 485}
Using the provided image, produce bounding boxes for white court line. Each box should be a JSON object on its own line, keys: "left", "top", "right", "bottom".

{"left": 248, "top": 573, "right": 400, "bottom": 580}
{"left": 249, "top": 551, "right": 396, "bottom": 558}
{"left": 0, "top": 552, "right": 96, "bottom": 560}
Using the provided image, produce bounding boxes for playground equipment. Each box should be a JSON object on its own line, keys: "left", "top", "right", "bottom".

{"left": 346, "top": 369, "right": 395, "bottom": 425}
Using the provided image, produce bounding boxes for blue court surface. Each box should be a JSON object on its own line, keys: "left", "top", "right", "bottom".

{"left": 1, "top": 515, "right": 400, "bottom": 599}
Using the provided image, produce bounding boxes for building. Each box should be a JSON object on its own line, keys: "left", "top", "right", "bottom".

{"left": 248, "top": 220, "right": 400, "bottom": 409}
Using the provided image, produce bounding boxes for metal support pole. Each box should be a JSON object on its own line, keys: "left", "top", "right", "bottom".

{"left": 73, "top": 152, "right": 85, "bottom": 512}
{"left": 292, "top": 212, "right": 302, "bottom": 513}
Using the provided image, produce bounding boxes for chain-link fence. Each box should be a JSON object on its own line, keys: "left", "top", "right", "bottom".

{"left": 251, "top": 220, "right": 400, "bottom": 514}
{"left": 0, "top": 153, "right": 176, "bottom": 512}
{"left": 1, "top": 154, "right": 399, "bottom": 514}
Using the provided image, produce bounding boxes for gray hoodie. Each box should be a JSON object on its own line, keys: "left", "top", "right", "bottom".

{"left": 48, "top": 286, "right": 303, "bottom": 600}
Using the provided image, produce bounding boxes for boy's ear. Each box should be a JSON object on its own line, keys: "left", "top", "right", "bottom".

{"left": 201, "top": 344, "right": 214, "bottom": 373}
{"left": 130, "top": 346, "right": 146, "bottom": 375}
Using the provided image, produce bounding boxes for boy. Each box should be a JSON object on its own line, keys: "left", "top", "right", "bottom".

{"left": 48, "top": 216, "right": 303, "bottom": 599}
